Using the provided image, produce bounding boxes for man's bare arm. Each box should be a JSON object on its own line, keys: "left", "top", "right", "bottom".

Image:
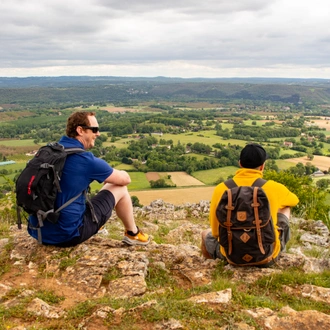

{"left": 104, "top": 169, "right": 131, "bottom": 186}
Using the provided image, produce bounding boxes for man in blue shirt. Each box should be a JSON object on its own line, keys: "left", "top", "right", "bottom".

{"left": 28, "top": 111, "right": 150, "bottom": 247}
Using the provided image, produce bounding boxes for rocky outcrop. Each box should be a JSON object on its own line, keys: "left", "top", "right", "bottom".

{"left": 1, "top": 199, "right": 330, "bottom": 329}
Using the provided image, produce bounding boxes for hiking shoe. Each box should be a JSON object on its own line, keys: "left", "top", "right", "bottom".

{"left": 122, "top": 228, "right": 150, "bottom": 246}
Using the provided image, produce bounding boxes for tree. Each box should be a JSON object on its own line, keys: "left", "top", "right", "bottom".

{"left": 150, "top": 179, "right": 167, "bottom": 188}
{"left": 263, "top": 170, "right": 330, "bottom": 222}
{"left": 307, "top": 153, "right": 314, "bottom": 161}
{"left": 265, "top": 159, "right": 279, "bottom": 172}
{"left": 214, "top": 176, "right": 225, "bottom": 185}
{"left": 316, "top": 179, "right": 330, "bottom": 190}
{"left": 122, "top": 157, "right": 133, "bottom": 164}
{"left": 131, "top": 196, "right": 143, "bottom": 207}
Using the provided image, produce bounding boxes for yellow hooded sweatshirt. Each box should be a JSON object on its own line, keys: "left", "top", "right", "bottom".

{"left": 209, "top": 168, "right": 299, "bottom": 260}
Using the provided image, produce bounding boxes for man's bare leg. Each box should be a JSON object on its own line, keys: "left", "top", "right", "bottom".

{"left": 201, "top": 229, "right": 213, "bottom": 259}
{"left": 278, "top": 206, "right": 290, "bottom": 218}
{"left": 101, "top": 183, "right": 137, "bottom": 232}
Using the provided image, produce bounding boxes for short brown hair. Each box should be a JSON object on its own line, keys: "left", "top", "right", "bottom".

{"left": 66, "top": 111, "right": 96, "bottom": 138}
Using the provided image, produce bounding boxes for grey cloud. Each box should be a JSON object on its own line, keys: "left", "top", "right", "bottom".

{"left": 0, "top": 0, "right": 330, "bottom": 78}
{"left": 95, "top": 0, "right": 269, "bottom": 14}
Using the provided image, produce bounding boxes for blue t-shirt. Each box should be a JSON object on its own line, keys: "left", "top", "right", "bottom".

{"left": 28, "top": 136, "right": 113, "bottom": 244}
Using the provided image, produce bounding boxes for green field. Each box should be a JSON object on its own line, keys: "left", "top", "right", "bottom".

{"left": 183, "top": 153, "right": 213, "bottom": 160}
{"left": 192, "top": 159, "right": 298, "bottom": 185}
{"left": 127, "top": 172, "right": 150, "bottom": 190}
{"left": 243, "top": 120, "right": 266, "bottom": 127}
{"left": 192, "top": 166, "right": 238, "bottom": 185}
{"left": 321, "top": 142, "right": 330, "bottom": 153}
{"left": 79, "top": 172, "right": 151, "bottom": 193}
{"left": 278, "top": 148, "right": 300, "bottom": 156}
{"left": 0, "top": 162, "right": 27, "bottom": 184}
{"left": 104, "top": 129, "right": 250, "bottom": 150}
{"left": 104, "top": 138, "right": 130, "bottom": 149}
{"left": 0, "top": 139, "right": 38, "bottom": 147}
{"left": 113, "top": 163, "right": 135, "bottom": 170}
{"left": 218, "top": 122, "right": 233, "bottom": 130}
{"left": 274, "top": 159, "right": 296, "bottom": 170}
{"left": 1, "top": 116, "right": 325, "bottom": 192}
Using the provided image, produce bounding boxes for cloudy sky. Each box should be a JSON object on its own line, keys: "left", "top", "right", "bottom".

{"left": 1, "top": 0, "right": 330, "bottom": 78}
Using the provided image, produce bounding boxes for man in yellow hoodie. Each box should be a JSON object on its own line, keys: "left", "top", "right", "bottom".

{"left": 201, "top": 143, "right": 299, "bottom": 266}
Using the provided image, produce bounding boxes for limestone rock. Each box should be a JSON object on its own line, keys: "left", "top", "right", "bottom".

{"left": 1, "top": 203, "right": 330, "bottom": 329}
{"left": 27, "top": 298, "right": 66, "bottom": 318}
{"left": 247, "top": 306, "right": 330, "bottom": 329}
{"left": 188, "top": 288, "right": 232, "bottom": 304}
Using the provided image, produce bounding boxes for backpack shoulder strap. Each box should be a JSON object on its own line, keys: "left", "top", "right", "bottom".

{"left": 64, "top": 147, "right": 85, "bottom": 155}
{"left": 252, "top": 178, "right": 267, "bottom": 187}
{"left": 224, "top": 179, "right": 237, "bottom": 189}
{"left": 225, "top": 178, "right": 267, "bottom": 188}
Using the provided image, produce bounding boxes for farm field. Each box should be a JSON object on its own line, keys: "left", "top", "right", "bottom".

{"left": 183, "top": 153, "right": 213, "bottom": 160}
{"left": 278, "top": 148, "right": 300, "bottom": 156}
{"left": 126, "top": 172, "right": 150, "bottom": 190}
{"left": 274, "top": 159, "right": 297, "bottom": 170}
{"left": 145, "top": 171, "right": 204, "bottom": 187}
{"left": 305, "top": 118, "right": 330, "bottom": 130}
{"left": 145, "top": 172, "right": 160, "bottom": 181}
{"left": 167, "top": 172, "right": 204, "bottom": 186}
{"left": 193, "top": 167, "right": 237, "bottom": 185}
{"left": 0, "top": 139, "right": 37, "bottom": 147}
{"left": 129, "top": 186, "right": 215, "bottom": 206}
{"left": 160, "top": 131, "right": 246, "bottom": 147}
{"left": 100, "top": 106, "right": 138, "bottom": 113}
{"left": 285, "top": 155, "right": 330, "bottom": 171}
{"left": 2, "top": 113, "right": 330, "bottom": 199}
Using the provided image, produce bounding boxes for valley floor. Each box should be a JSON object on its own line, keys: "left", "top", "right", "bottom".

{"left": 129, "top": 186, "right": 215, "bottom": 206}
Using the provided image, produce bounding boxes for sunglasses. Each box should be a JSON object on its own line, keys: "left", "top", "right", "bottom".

{"left": 79, "top": 126, "right": 99, "bottom": 133}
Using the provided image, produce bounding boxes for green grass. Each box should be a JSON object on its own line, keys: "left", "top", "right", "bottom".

{"left": 321, "top": 141, "right": 330, "bottom": 153}
{"left": 0, "top": 162, "right": 28, "bottom": 185}
{"left": 0, "top": 174, "right": 17, "bottom": 185}
{"left": 267, "top": 137, "right": 298, "bottom": 144}
{"left": 275, "top": 159, "right": 297, "bottom": 170}
{"left": 312, "top": 174, "right": 330, "bottom": 183}
{"left": 0, "top": 159, "right": 32, "bottom": 184}
{"left": 183, "top": 152, "right": 214, "bottom": 160}
{"left": 325, "top": 191, "right": 330, "bottom": 202}
{"left": 192, "top": 166, "right": 238, "bottom": 185}
{"left": 104, "top": 138, "right": 131, "bottom": 149}
{"left": 0, "top": 139, "right": 38, "bottom": 147}
{"left": 0, "top": 162, "right": 27, "bottom": 171}
{"left": 218, "top": 122, "right": 233, "bottom": 130}
{"left": 128, "top": 172, "right": 150, "bottom": 190}
{"left": 243, "top": 120, "right": 264, "bottom": 127}
{"left": 143, "top": 130, "right": 247, "bottom": 148}
{"left": 89, "top": 181, "right": 103, "bottom": 192}
{"left": 278, "top": 148, "right": 300, "bottom": 156}
{"left": 114, "top": 163, "right": 135, "bottom": 170}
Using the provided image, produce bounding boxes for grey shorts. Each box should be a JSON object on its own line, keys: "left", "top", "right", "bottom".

{"left": 204, "top": 231, "right": 225, "bottom": 260}
{"left": 204, "top": 213, "right": 290, "bottom": 260}
{"left": 277, "top": 213, "right": 290, "bottom": 251}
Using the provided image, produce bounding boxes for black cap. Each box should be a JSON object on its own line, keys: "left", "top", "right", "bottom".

{"left": 239, "top": 143, "right": 267, "bottom": 169}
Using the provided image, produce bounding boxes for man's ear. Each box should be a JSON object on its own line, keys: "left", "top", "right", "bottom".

{"left": 238, "top": 160, "right": 242, "bottom": 168}
{"left": 76, "top": 126, "right": 84, "bottom": 136}
{"left": 260, "top": 163, "right": 265, "bottom": 171}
